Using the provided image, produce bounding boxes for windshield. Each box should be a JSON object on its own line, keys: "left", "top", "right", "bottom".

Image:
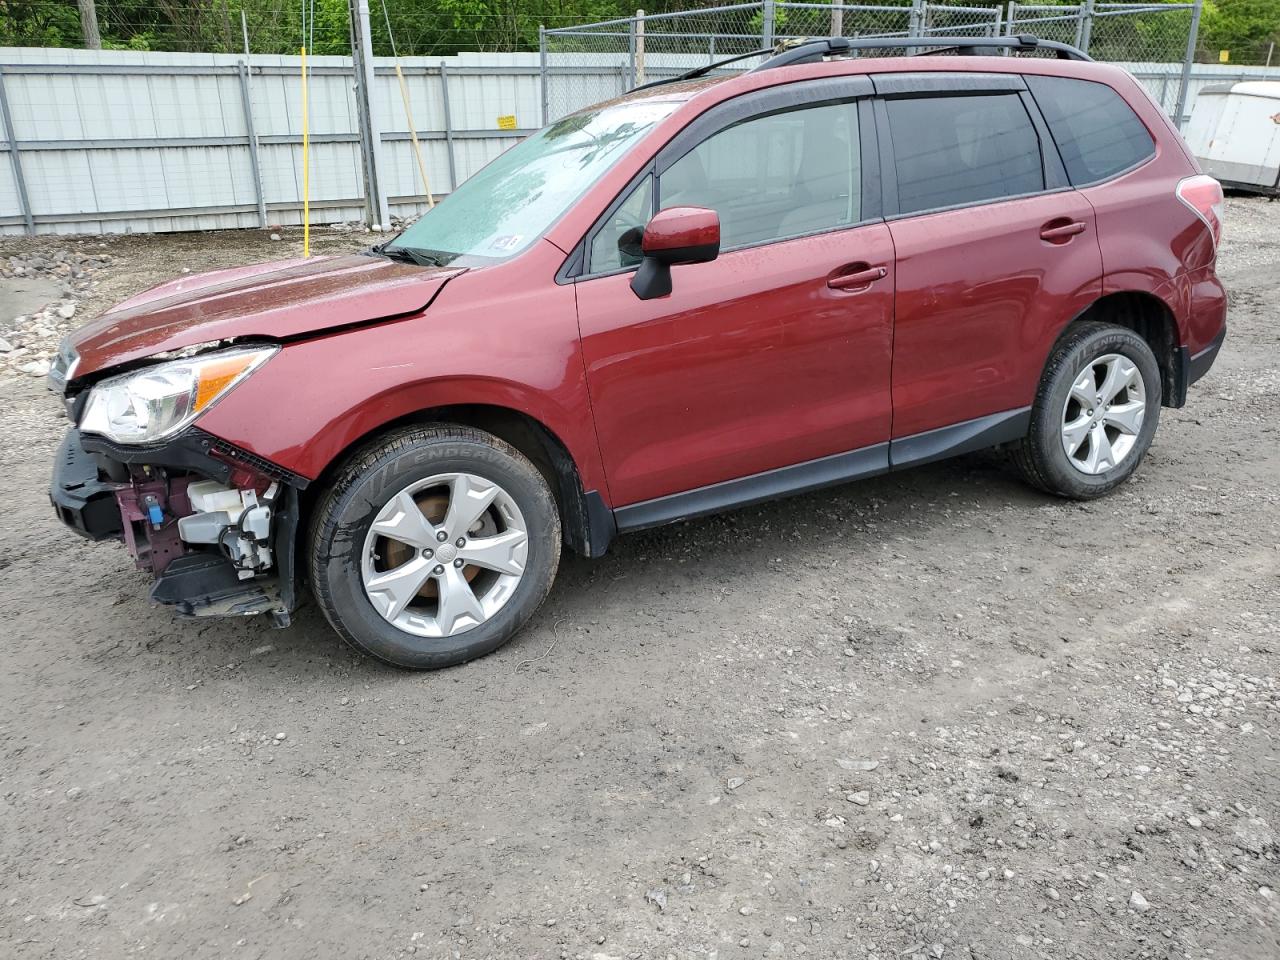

{"left": 386, "top": 99, "right": 680, "bottom": 265}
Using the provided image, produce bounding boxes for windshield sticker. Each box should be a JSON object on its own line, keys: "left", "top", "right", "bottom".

{"left": 490, "top": 235, "right": 523, "bottom": 252}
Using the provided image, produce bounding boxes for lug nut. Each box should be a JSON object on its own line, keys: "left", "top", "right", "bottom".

{"left": 455, "top": 537, "right": 465, "bottom": 547}
{"left": 423, "top": 548, "right": 433, "bottom": 558}
{"left": 433, "top": 565, "right": 444, "bottom": 575}
{"left": 436, "top": 530, "right": 448, "bottom": 542}
{"left": 454, "top": 559, "right": 464, "bottom": 568}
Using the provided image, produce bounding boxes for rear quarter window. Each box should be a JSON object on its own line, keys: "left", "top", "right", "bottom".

{"left": 1026, "top": 75, "right": 1156, "bottom": 184}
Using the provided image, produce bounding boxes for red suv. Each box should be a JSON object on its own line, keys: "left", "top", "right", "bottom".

{"left": 49, "top": 36, "right": 1227, "bottom": 669}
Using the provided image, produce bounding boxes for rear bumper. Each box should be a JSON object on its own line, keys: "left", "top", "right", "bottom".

{"left": 1174, "top": 322, "right": 1226, "bottom": 405}
{"left": 1188, "top": 324, "right": 1226, "bottom": 387}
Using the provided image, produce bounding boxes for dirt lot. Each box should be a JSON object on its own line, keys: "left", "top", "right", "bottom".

{"left": 1, "top": 202, "right": 1277, "bottom": 960}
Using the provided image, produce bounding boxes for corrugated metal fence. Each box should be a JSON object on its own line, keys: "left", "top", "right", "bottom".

{"left": 1122, "top": 62, "right": 1280, "bottom": 116}
{"left": 0, "top": 47, "right": 543, "bottom": 236}
{"left": 1, "top": 46, "right": 1277, "bottom": 237}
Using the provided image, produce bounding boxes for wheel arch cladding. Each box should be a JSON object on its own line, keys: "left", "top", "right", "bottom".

{"left": 298, "top": 402, "right": 611, "bottom": 563}
{"left": 1059, "top": 291, "right": 1183, "bottom": 408}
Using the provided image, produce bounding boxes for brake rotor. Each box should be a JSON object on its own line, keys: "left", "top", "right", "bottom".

{"left": 378, "top": 491, "right": 489, "bottom": 601}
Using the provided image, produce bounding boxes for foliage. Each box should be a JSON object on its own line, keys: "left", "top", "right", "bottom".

{"left": 0, "top": 0, "right": 1277, "bottom": 64}
{"left": 1199, "top": 0, "right": 1280, "bottom": 61}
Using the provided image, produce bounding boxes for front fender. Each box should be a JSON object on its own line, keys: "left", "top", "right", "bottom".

{"left": 196, "top": 271, "right": 607, "bottom": 496}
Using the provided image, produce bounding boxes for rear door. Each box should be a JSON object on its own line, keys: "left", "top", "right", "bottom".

{"left": 875, "top": 74, "right": 1104, "bottom": 461}
{"left": 572, "top": 79, "right": 896, "bottom": 515}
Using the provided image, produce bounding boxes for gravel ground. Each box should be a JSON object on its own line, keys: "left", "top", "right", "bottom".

{"left": 1, "top": 201, "right": 1277, "bottom": 960}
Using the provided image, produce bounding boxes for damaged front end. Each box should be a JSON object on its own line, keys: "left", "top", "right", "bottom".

{"left": 51, "top": 427, "right": 302, "bottom": 624}
{"left": 49, "top": 341, "right": 304, "bottom": 626}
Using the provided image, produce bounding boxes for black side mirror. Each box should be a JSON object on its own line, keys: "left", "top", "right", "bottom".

{"left": 630, "top": 206, "right": 721, "bottom": 301}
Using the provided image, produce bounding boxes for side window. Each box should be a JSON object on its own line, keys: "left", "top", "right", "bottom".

{"left": 658, "top": 101, "right": 860, "bottom": 249}
{"left": 885, "top": 93, "right": 1044, "bottom": 215}
{"left": 589, "top": 175, "right": 653, "bottom": 274}
{"left": 1025, "top": 76, "right": 1156, "bottom": 184}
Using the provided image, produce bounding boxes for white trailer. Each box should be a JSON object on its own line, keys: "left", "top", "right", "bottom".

{"left": 1184, "top": 80, "right": 1280, "bottom": 196}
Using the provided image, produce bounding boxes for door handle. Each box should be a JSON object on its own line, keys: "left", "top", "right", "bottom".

{"left": 828, "top": 265, "right": 887, "bottom": 290}
{"left": 1039, "top": 220, "right": 1087, "bottom": 242}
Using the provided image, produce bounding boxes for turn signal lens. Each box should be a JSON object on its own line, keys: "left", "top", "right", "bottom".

{"left": 80, "top": 345, "right": 276, "bottom": 445}
{"left": 1176, "top": 175, "right": 1224, "bottom": 251}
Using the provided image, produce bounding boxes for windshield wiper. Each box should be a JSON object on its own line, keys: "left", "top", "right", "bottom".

{"left": 375, "top": 244, "right": 446, "bottom": 267}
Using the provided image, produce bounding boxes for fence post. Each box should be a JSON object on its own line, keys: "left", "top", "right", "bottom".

{"left": 908, "top": 0, "right": 925, "bottom": 55}
{"left": 628, "top": 15, "right": 637, "bottom": 87}
{"left": 762, "top": 0, "right": 776, "bottom": 49}
{"left": 539, "top": 25, "right": 549, "bottom": 126}
{"left": 0, "top": 66, "right": 34, "bottom": 235}
{"left": 1076, "top": 0, "right": 1095, "bottom": 55}
{"left": 636, "top": 10, "right": 646, "bottom": 85}
{"left": 1173, "top": 0, "right": 1204, "bottom": 129}
{"left": 831, "top": 0, "right": 843, "bottom": 38}
{"left": 351, "top": 0, "right": 390, "bottom": 229}
{"left": 1005, "top": 2, "right": 1017, "bottom": 35}
{"left": 237, "top": 60, "right": 268, "bottom": 228}
{"left": 439, "top": 62, "right": 458, "bottom": 193}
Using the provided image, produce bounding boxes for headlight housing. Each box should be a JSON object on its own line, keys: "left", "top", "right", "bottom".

{"left": 47, "top": 338, "right": 80, "bottom": 394}
{"left": 79, "top": 345, "right": 277, "bottom": 445}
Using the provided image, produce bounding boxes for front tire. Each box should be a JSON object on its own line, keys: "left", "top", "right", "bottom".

{"left": 309, "top": 425, "right": 561, "bottom": 669}
{"left": 1012, "top": 322, "right": 1162, "bottom": 500}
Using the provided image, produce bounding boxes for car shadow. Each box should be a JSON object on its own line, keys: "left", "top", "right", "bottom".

{"left": 208, "top": 447, "right": 1056, "bottom": 676}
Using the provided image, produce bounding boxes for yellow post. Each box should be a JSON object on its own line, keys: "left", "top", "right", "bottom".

{"left": 395, "top": 62, "right": 434, "bottom": 208}
{"left": 301, "top": 45, "right": 310, "bottom": 257}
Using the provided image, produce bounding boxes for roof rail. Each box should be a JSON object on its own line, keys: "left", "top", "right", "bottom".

{"left": 749, "top": 35, "right": 1092, "bottom": 71}
{"left": 630, "top": 45, "right": 774, "bottom": 93}
{"left": 626, "top": 34, "right": 1091, "bottom": 95}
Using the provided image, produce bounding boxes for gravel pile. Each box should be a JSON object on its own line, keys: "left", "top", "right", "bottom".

{"left": 0, "top": 246, "right": 111, "bottom": 377}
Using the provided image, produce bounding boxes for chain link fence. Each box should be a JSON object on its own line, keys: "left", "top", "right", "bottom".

{"left": 542, "top": 0, "right": 1205, "bottom": 125}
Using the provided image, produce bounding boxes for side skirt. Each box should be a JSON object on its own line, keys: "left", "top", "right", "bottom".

{"left": 612, "top": 407, "right": 1031, "bottom": 535}
{"left": 889, "top": 406, "right": 1031, "bottom": 470}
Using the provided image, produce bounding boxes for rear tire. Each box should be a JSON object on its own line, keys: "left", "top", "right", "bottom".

{"left": 1012, "top": 322, "right": 1162, "bottom": 500}
{"left": 309, "top": 424, "right": 561, "bottom": 669}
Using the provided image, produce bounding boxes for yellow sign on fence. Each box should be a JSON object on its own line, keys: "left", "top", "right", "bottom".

{"left": 497, "top": 114, "right": 517, "bottom": 130}
{"left": 1219, "top": 49, "right": 1230, "bottom": 63}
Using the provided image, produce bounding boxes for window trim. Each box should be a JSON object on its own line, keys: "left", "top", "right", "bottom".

{"left": 875, "top": 84, "right": 1068, "bottom": 221}
{"left": 582, "top": 171, "right": 656, "bottom": 280}
{"left": 560, "top": 76, "right": 880, "bottom": 284}
{"left": 870, "top": 72, "right": 1026, "bottom": 97}
{"left": 1023, "top": 74, "right": 1158, "bottom": 190}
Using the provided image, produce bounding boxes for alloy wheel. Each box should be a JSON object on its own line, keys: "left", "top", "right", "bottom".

{"left": 360, "top": 473, "right": 529, "bottom": 638}
{"left": 1060, "top": 353, "right": 1147, "bottom": 475}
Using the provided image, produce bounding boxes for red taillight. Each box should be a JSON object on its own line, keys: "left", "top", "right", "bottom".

{"left": 1176, "top": 175, "right": 1224, "bottom": 251}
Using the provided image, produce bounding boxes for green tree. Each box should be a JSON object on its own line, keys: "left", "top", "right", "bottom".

{"left": 1200, "top": 0, "right": 1280, "bottom": 62}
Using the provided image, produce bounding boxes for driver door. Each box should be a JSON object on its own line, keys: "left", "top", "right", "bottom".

{"left": 572, "top": 85, "right": 895, "bottom": 519}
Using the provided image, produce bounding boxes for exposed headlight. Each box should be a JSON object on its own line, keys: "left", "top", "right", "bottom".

{"left": 79, "top": 345, "right": 277, "bottom": 445}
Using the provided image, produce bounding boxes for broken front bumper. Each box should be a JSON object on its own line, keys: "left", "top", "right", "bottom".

{"left": 50, "top": 429, "right": 124, "bottom": 541}
{"left": 50, "top": 427, "right": 302, "bottom": 625}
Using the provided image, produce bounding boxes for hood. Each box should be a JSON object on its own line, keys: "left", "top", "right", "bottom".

{"left": 68, "top": 253, "right": 466, "bottom": 378}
